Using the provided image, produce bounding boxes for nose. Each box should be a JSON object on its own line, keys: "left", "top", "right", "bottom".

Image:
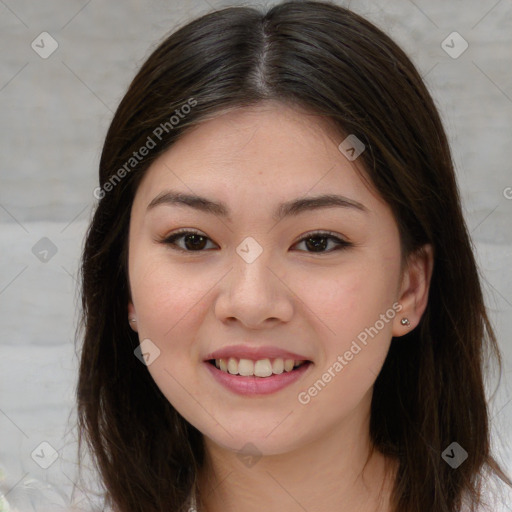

{"left": 214, "top": 245, "right": 294, "bottom": 329}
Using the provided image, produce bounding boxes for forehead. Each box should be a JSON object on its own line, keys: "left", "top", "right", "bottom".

{"left": 132, "top": 102, "right": 384, "bottom": 217}
{"left": 167, "top": 101, "right": 344, "bottom": 171}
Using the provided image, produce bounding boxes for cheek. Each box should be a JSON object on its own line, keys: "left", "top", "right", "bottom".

{"left": 295, "top": 258, "right": 399, "bottom": 408}
{"left": 130, "top": 250, "right": 208, "bottom": 341}
{"left": 304, "top": 259, "right": 399, "bottom": 343}
{"left": 129, "top": 253, "right": 209, "bottom": 416}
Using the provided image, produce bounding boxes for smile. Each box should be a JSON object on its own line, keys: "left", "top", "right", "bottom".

{"left": 209, "top": 357, "right": 307, "bottom": 377}
{"left": 204, "top": 358, "right": 312, "bottom": 395}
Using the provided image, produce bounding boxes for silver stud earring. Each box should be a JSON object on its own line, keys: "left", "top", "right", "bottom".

{"left": 400, "top": 318, "right": 410, "bottom": 326}
{"left": 130, "top": 318, "right": 137, "bottom": 323}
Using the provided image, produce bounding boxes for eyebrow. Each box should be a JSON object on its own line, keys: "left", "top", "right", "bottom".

{"left": 146, "top": 190, "right": 368, "bottom": 221}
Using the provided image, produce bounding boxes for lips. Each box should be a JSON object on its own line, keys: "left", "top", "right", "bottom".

{"left": 204, "top": 354, "right": 312, "bottom": 395}
{"left": 204, "top": 344, "right": 311, "bottom": 362}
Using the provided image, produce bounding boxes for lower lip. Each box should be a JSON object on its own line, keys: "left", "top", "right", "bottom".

{"left": 204, "top": 361, "right": 312, "bottom": 396}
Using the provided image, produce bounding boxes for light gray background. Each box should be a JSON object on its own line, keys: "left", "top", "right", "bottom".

{"left": 1, "top": 0, "right": 511, "bottom": 510}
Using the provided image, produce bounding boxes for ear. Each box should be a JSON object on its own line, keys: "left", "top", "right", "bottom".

{"left": 128, "top": 301, "right": 138, "bottom": 332}
{"left": 393, "top": 244, "right": 434, "bottom": 336}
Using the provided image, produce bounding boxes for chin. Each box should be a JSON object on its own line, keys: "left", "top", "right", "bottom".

{"left": 201, "top": 424, "right": 305, "bottom": 458}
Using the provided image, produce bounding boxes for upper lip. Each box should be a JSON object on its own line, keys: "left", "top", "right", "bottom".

{"left": 204, "top": 345, "right": 311, "bottom": 362}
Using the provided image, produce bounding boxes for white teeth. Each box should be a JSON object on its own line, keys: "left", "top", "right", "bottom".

{"left": 254, "top": 359, "right": 273, "bottom": 377}
{"left": 214, "top": 357, "right": 306, "bottom": 377}
{"left": 238, "top": 358, "right": 254, "bottom": 376}
{"left": 272, "top": 358, "right": 284, "bottom": 374}
{"left": 227, "top": 357, "right": 238, "bottom": 375}
{"left": 284, "top": 359, "right": 295, "bottom": 372}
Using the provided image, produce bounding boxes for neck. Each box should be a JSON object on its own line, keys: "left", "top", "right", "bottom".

{"left": 196, "top": 394, "right": 398, "bottom": 512}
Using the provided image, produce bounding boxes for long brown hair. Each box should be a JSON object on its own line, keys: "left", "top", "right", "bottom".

{"left": 75, "top": 2, "right": 511, "bottom": 511}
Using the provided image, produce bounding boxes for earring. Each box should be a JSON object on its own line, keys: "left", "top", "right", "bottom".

{"left": 130, "top": 318, "right": 137, "bottom": 323}
{"left": 400, "top": 318, "right": 410, "bottom": 326}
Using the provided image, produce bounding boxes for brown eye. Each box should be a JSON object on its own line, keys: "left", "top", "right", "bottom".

{"left": 293, "top": 232, "right": 352, "bottom": 253}
{"left": 162, "top": 230, "right": 216, "bottom": 252}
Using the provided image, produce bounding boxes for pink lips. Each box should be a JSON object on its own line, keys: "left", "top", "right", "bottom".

{"left": 204, "top": 344, "right": 310, "bottom": 362}
{"left": 204, "top": 359, "right": 312, "bottom": 395}
{"left": 203, "top": 344, "right": 313, "bottom": 396}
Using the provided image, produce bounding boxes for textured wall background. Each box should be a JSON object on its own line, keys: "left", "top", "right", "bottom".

{"left": 1, "top": 0, "right": 511, "bottom": 510}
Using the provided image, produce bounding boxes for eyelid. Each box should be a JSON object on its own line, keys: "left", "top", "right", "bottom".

{"left": 296, "top": 229, "right": 349, "bottom": 243}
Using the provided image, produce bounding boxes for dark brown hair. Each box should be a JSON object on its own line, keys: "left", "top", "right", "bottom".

{"left": 75, "top": 1, "right": 511, "bottom": 511}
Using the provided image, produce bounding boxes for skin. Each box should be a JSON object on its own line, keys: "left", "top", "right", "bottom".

{"left": 127, "top": 100, "right": 434, "bottom": 512}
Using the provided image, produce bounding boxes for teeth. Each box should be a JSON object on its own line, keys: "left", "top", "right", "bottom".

{"left": 254, "top": 359, "right": 273, "bottom": 377}
{"left": 284, "top": 359, "right": 294, "bottom": 372}
{"left": 272, "top": 358, "right": 284, "bottom": 374}
{"left": 238, "top": 358, "right": 254, "bottom": 376}
{"left": 227, "top": 357, "right": 238, "bottom": 375}
{"left": 214, "top": 357, "right": 306, "bottom": 377}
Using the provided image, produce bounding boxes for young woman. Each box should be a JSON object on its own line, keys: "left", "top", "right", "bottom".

{"left": 76, "top": 1, "right": 512, "bottom": 511}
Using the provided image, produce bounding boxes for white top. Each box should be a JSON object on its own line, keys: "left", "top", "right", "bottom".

{"left": 183, "top": 482, "right": 512, "bottom": 512}
{"left": 188, "top": 490, "right": 197, "bottom": 511}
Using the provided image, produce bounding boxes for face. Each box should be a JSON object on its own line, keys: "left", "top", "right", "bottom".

{"left": 127, "top": 101, "right": 416, "bottom": 456}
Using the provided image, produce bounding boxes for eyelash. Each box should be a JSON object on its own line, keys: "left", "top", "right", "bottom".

{"left": 160, "top": 228, "right": 352, "bottom": 254}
